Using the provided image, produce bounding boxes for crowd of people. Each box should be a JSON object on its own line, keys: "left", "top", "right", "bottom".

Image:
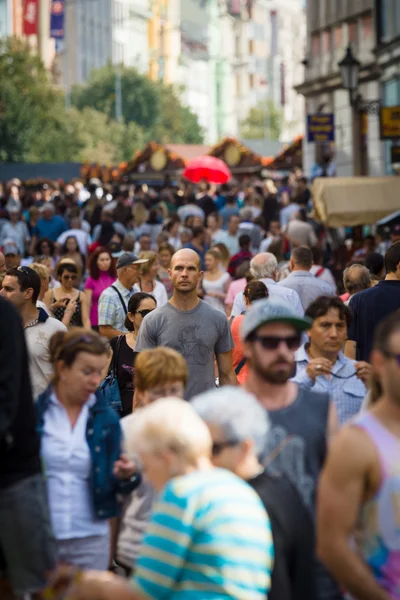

{"left": 0, "top": 173, "right": 399, "bottom": 600}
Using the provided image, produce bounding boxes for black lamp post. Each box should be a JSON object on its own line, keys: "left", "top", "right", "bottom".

{"left": 338, "top": 46, "right": 380, "bottom": 114}
{"left": 338, "top": 45, "right": 361, "bottom": 106}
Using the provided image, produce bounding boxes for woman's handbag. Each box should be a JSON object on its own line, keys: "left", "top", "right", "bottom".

{"left": 98, "top": 335, "right": 123, "bottom": 414}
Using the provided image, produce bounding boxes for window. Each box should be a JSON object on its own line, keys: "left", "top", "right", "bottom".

{"left": 248, "top": 39, "right": 254, "bottom": 54}
{"left": 378, "top": 0, "right": 400, "bottom": 42}
{"left": 361, "top": 15, "right": 372, "bottom": 39}
{"left": 249, "top": 73, "right": 255, "bottom": 89}
{"left": 322, "top": 29, "right": 332, "bottom": 54}
{"left": 311, "top": 33, "right": 320, "bottom": 57}
{"left": 348, "top": 21, "right": 358, "bottom": 44}
{"left": 334, "top": 25, "right": 342, "bottom": 49}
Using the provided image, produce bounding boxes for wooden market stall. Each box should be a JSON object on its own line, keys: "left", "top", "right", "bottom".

{"left": 122, "top": 142, "right": 210, "bottom": 184}
{"left": 207, "top": 137, "right": 264, "bottom": 178}
{"left": 263, "top": 135, "right": 303, "bottom": 171}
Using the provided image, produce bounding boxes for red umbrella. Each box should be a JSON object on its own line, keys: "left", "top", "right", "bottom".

{"left": 183, "top": 156, "right": 231, "bottom": 184}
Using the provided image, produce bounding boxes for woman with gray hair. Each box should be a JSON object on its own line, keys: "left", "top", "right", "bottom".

{"left": 192, "top": 386, "right": 316, "bottom": 600}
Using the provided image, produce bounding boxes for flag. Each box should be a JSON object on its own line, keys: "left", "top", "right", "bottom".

{"left": 23, "top": 0, "right": 38, "bottom": 35}
{"left": 50, "top": 0, "right": 65, "bottom": 39}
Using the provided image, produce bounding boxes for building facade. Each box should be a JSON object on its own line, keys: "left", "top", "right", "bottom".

{"left": 297, "top": 0, "right": 385, "bottom": 177}
{"left": 375, "top": 0, "right": 400, "bottom": 174}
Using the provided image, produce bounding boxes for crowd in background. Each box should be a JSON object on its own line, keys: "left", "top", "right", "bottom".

{"left": 1, "top": 171, "right": 400, "bottom": 600}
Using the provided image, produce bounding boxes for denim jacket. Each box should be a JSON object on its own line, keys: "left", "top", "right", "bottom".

{"left": 36, "top": 386, "right": 141, "bottom": 520}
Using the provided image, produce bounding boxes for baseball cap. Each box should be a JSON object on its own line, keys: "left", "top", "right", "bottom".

{"left": 241, "top": 298, "right": 312, "bottom": 341}
{"left": 116, "top": 252, "right": 148, "bottom": 269}
{"left": 2, "top": 239, "right": 19, "bottom": 256}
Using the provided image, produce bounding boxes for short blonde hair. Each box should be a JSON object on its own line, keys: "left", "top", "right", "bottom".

{"left": 30, "top": 262, "right": 51, "bottom": 282}
{"left": 125, "top": 397, "right": 212, "bottom": 464}
{"left": 135, "top": 347, "right": 188, "bottom": 392}
{"left": 138, "top": 251, "right": 157, "bottom": 276}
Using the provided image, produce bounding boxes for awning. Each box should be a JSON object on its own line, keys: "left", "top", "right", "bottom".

{"left": 312, "top": 176, "right": 400, "bottom": 227}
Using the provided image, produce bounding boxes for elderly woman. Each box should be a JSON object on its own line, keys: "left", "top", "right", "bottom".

{"left": 192, "top": 386, "right": 316, "bottom": 600}
{"left": 52, "top": 398, "right": 273, "bottom": 600}
{"left": 36, "top": 329, "right": 140, "bottom": 571}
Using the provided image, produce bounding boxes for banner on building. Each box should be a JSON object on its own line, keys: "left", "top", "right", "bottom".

{"left": 50, "top": 0, "right": 65, "bottom": 39}
{"left": 307, "top": 114, "right": 335, "bottom": 143}
{"left": 380, "top": 106, "right": 400, "bottom": 140}
{"left": 23, "top": 0, "right": 38, "bottom": 35}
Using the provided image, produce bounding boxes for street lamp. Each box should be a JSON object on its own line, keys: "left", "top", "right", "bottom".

{"left": 338, "top": 46, "right": 380, "bottom": 114}
{"left": 338, "top": 45, "right": 360, "bottom": 106}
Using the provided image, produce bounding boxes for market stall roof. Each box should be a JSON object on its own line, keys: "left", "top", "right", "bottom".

{"left": 165, "top": 144, "right": 211, "bottom": 162}
{"left": 265, "top": 135, "right": 303, "bottom": 171}
{"left": 312, "top": 176, "right": 400, "bottom": 227}
{"left": 123, "top": 142, "right": 187, "bottom": 180}
{"left": 207, "top": 137, "right": 263, "bottom": 174}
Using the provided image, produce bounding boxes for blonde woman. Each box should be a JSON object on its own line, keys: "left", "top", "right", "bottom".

{"left": 201, "top": 248, "right": 231, "bottom": 313}
{"left": 54, "top": 398, "right": 273, "bottom": 600}
{"left": 136, "top": 250, "right": 168, "bottom": 306}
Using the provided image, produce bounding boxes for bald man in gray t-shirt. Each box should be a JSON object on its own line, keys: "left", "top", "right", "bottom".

{"left": 135, "top": 248, "right": 236, "bottom": 399}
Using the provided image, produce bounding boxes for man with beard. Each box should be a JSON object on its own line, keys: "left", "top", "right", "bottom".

{"left": 242, "top": 299, "right": 342, "bottom": 600}
{"left": 136, "top": 249, "right": 236, "bottom": 399}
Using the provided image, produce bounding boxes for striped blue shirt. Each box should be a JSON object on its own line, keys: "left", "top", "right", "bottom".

{"left": 132, "top": 469, "right": 273, "bottom": 600}
{"left": 293, "top": 344, "right": 366, "bottom": 425}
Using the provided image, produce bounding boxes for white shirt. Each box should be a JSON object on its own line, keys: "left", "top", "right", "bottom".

{"left": 310, "top": 265, "right": 337, "bottom": 290}
{"left": 231, "top": 278, "right": 304, "bottom": 317}
{"left": 25, "top": 311, "right": 67, "bottom": 400}
{"left": 57, "top": 229, "right": 92, "bottom": 255}
{"left": 133, "top": 280, "right": 168, "bottom": 307}
{"left": 41, "top": 392, "right": 107, "bottom": 540}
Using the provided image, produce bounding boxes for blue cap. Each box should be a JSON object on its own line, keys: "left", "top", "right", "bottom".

{"left": 241, "top": 298, "right": 312, "bottom": 340}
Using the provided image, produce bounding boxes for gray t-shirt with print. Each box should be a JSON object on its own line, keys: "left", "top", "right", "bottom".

{"left": 135, "top": 300, "right": 234, "bottom": 399}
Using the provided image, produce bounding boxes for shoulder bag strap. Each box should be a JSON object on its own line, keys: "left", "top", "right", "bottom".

{"left": 314, "top": 267, "right": 325, "bottom": 278}
{"left": 235, "top": 357, "right": 247, "bottom": 376}
{"left": 111, "top": 285, "right": 128, "bottom": 315}
{"left": 110, "top": 335, "right": 123, "bottom": 376}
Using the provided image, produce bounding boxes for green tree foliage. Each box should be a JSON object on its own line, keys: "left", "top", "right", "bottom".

{"left": 0, "top": 39, "right": 203, "bottom": 163}
{"left": 72, "top": 65, "right": 204, "bottom": 144}
{"left": 240, "top": 100, "right": 283, "bottom": 141}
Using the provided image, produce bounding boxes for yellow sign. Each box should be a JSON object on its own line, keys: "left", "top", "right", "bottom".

{"left": 380, "top": 106, "right": 400, "bottom": 140}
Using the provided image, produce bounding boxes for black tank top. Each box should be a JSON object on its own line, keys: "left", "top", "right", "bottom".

{"left": 262, "top": 387, "right": 344, "bottom": 600}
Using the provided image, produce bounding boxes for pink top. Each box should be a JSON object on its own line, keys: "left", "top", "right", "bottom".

{"left": 225, "top": 277, "right": 247, "bottom": 306}
{"left": 84, "top": 273, "right": 116, "bottom": 326}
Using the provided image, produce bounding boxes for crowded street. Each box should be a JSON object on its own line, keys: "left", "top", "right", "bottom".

{"left": 1, "top": 0, "right": 400, "bottom": 599}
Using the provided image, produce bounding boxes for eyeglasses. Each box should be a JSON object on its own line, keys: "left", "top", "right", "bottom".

{"left": 135, "top": 309, "right": 155, "bottom": 318}
{"left": 252, "top": 335, "right": 302, "bottom": 351}
{"left": 382, "top": 350, "right": 400, "bottom": 366}
{"left": 17, "top": 266, "right": 31, "bottom": 275}
{"left": 62, "top": 274, "right": 77, "bottom": 280}
{"left": 329, "top": 371, "right": 357, "bottom": 379}
{"left": 212, "top": 439, "right": 240, "bottom": 457}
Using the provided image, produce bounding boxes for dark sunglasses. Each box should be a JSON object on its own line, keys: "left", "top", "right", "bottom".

{"left": 62, "top": 274, "right": 77, "bottom": 280}
{"left": 135, "top": 309, "right": 155, "bottom": 318}
{"left": 212, "top": 439, "right": 239, "bottom": 457}
{"left": 252, "top": 335, "right": 302, "bottom": 351}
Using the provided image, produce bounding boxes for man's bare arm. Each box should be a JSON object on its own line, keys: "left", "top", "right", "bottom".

{"left": 216, "top": 351, "right": 238, "bottom": 387}
{"left": 317, "top": 427, "right": 390, "bottom": 600}
{"left": 99, "top": 325, "right": 125, "bottom": 340}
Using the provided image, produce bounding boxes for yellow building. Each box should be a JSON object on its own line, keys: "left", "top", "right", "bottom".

{"left": 148, "top": 0, "right": 180, "bottom": 84}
